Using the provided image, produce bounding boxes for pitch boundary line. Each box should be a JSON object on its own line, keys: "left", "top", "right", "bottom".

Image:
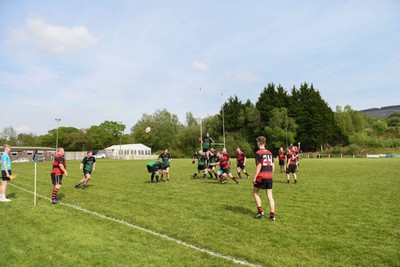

{"left": 10, "top": 184, "right": 262, "bottom": 267}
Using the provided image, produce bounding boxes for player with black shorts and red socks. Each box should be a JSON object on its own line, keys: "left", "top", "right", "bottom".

{"left": 51, "top": 147, "right": 68, "bottom": 204}
{"left": 277, "top": 147, "right": 287, "bottom": 173}
{"left": 253, "top": 136, "right": 275, "bottom": 221}
{"left": 236, "top": 147, "right": 250, "bottom": 178}
{"left": 286, "top": 146, "right": 298, "bottom": 184}
{"left": 212, "top": 149, "right": 239, "bottom": 184}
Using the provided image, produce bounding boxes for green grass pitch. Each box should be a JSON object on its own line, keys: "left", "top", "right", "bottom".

{"left": 2, "top": 158, "right": 399, "bottom": 266}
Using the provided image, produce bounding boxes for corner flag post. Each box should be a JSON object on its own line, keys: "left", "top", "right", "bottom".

{"left": 33, "top": 152, "right": 38, "bottom": 207}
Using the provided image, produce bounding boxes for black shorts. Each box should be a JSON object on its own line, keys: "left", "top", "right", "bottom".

{"left": 51, "top": 173, "right": 63, "bottom": 185}
{"left": 286, "top": 164, "right": 297, "bottom": 173}
{"left": 236, "top": 163, "right": 245, "bottom": 170}
{"left": 279, "top": 160, "right": 285, "bottom": 166}
{"left": 162, "top": 165, "right": 170, "bottom": 170}
{"left": 203, "top": 148, "right": 210, "bottom": 153}
{"left": 197, "top": 165, "right": 206, "bottom": 171}
{"left": 2, "top": 170, "right": 11, "bottom": 181}
{"left": 254, "top": 179, "right": 273, "bottom": 190}
{"left": 218, "top": 167, "right": 231, "bottom": 175}
{"left": 147, "top": 165, "right": 159, "bottom": 173}
{"left": 83, "top": 170, "right": 92, "bottom": 175}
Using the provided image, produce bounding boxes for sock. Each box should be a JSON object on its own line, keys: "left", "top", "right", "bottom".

{"left": 214, "top": 173, "right": 218, "bottom": 178}
{"left": 232, "top": 177, "right": 238, "bottom": 183}
{"left": 193, "top": 172, "right": 197, "bottom": 178}
{"left": 155, "top": 174, "right": 159, "bottom": 183}
{"left": 270, "top": 212, "right": 275, "bottom": 218}
{"left": 257, "top": 207, "right": 263, "bottom": 213}
{"left": 151, "top": 174, "right": 154, "bottom": 182}
{"left": 0, "top": 194, "right": 4, "bottom": 199}
{"left": 52, "top": 187, "right": 59, "bottom": 200}
{"left": 202, "top": 173, "right": 206, "bottom": 179}
{"left": 209, "top": 172, "right": 213, "bottom": 178}
{"left": 238, "top": 173, "right": 242, "bottom": 178}
{"left": 244, "top": 171, "right": 249, "bottom": 177}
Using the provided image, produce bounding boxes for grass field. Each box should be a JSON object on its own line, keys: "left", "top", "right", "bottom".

{"left": 2, "top": 158, "right": 399, "bottom": 266}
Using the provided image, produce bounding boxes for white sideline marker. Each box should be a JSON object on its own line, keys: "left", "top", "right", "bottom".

{"left": 10, "top": 184, "right": 261, "bottom": 267}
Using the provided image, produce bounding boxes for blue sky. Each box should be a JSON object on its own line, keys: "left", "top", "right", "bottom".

{"left": 1, "top": 0, "right": 399, "bottom": 135}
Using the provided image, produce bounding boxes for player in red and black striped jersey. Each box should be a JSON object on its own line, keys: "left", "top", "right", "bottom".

{"left": 253, "top": 136, "right": 275, "bottom": 221}
{"left": 277, "top": 147, "right": 287, "bottom": 173}
{"left": 286, "top": 146, "right": 298, "bottom": 184}
{"left": 211, "top": 149, "right": 239, "bottom": 184}
{"left": 236, "top": 147, "right": 250, "bottom": 179}
{"left": 50, "top": 148, "right": 68, "bottom": 204}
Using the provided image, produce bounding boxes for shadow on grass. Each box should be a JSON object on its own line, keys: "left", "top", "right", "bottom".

{"left": 224, "top": 205, "right": 253, "bottom": 216}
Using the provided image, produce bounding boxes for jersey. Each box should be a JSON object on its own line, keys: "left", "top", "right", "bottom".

{"left": 1, "top": 153, "right": 11, "bottom": 171}
{"left": 52, "top": 153, "right": 66, "bottom": 175}
{"left": 203, "top": 136, "right": 213, "bottom": 149}
{"left": 278, "top": 152, "right": 286, "bottom": 161}
{"left": 218, "top": 153, "right": 230, "bottom": 170}
{"left": 82, "top": 156, "right": 96, "bottom": 172}
{"left": 209, "top": 151, "right": 217, "bottom": 164}
{"left": 196, "top": 155, "right": 207, "bottom": 167}
{"left": 147, "top": 161, "right": 164, "bottom": 170}
{"left": 287, "top": 152, "right": 298, "bottom": 165}
{"left": 236, "top": 151, "right": 246, "bottom": 165}
{"left": 255, "top": 149, "right": 274, "bottom": 181}
{"left": 158, "top": 153, "right": 171, "bottom": 167}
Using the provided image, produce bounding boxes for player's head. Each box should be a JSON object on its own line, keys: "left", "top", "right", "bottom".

{"left": 87, "top": 150, "right": 93, "bottom": 157}
{"left": 3, "top": 144, "right": 10, "bottom": 152}
{"left": 163, "top": 148, "right": 168, "bottom": 153}
{"left": 236, "top": 147, "right": 241, "bottom": 152}
{"left": 57, "top": 147, "right": 65, "bottom": 155}
{"left": 256, "top": 136, "right": 266, "bottom": 147}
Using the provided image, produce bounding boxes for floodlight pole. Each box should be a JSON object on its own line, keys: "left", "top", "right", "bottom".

{"left": 55, "top": 118, "right": 61, "bottom": 152}
{"left": 285, "top": 115, "right": 288, "bottom": 147}
{"left": 198, "top": 118, "right": 203, "bottom": 151}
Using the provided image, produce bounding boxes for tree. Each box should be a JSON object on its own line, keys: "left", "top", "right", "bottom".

{"left": 17, "top": 133, "right": 42, "bottom": 146}
{"left": 1, "top": 126, "right": 17, "bottom": 144}
{"left": 289, "top": 83, "right": 345, "bottom": 151}
{"left": 255, "top": 83, "right": 289, "bottom": 127}
{"left": 131, "top": 109, "right": 182, "bottom": 152}
{"left": 264, "top": 108, "right": 297, "bottom": 152}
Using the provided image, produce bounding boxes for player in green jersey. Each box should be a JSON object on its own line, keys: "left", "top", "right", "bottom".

{"left": 75, "top": 150, "right": 96, "bottom": 189}
{"left": 158, "top": 148, "right": 172, "bottom": 183}
{"left": 192, "top": 150, "right": 209, "bottom": 181}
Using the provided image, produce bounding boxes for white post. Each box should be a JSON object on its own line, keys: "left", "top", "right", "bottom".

{"left": 200, "top": 119, "right": 203, "bottom": 151}
{"left": 34, "top": 161, "right": 37, "bottom": 207}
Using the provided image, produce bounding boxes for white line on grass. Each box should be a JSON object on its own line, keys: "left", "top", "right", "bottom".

{"left": 10, "top": 184, "right": 262, "bottom": 267}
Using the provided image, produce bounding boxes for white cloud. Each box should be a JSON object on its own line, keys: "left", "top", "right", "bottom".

{"left": 7, "top": 15, "right": 101, "bottom": 54}
{"left": 192, "top": 61, "right": 210, "bottom": 71}
{"left": 234, "top": 70, "right": 260, "bottom": 83}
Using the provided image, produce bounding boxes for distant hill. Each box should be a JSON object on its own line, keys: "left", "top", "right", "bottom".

{"left": 361, "top": 105, "right": 400, "bottom": 119}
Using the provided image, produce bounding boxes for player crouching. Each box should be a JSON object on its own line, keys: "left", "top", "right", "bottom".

{"left": 146, "top": 161, "right": 165, "bottom": 184}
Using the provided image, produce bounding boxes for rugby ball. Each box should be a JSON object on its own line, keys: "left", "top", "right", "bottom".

{"left": 145, "top": 127, "right": 151, "bottom": 134}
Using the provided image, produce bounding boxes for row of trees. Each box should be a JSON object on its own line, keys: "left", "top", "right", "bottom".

{"left": 2, "top": 83, "right": 400, "bottom": 157}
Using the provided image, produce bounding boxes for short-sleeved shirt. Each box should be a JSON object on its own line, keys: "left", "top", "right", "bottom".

{"left": 158, "top": 153, "right": 171, "bottom": 167}
{"left": 255, "top": 149, "right": 274, "bottom": 181}
{"left": 209, "top": 152, "right": 217, "bottom": 164}
{"left": 51, "top": 153, "right": 66, "bottom": 175}
{"left": 147, "top": 161, "right": 164, "bottom": 171}
{"left": 236, "top": 151, "right": 246, "bottom": 165}
{"left": 287, "top": 152, "right": 297, "bottom": 165}
{"left": 82, "top": 156, "right": 96, "bottom": 172}
{"left": 218, "top": 154, "right": 230, "bottom": 170}
{"left": 203, "top": 136, "right": 213, "bottom": 149}
{"left": 1, "top": 152, "right": 11, "bottom": 171}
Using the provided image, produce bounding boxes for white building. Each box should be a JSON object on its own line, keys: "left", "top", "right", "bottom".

{"left": 104, "top": 144, "right": 154, "bottom": 159}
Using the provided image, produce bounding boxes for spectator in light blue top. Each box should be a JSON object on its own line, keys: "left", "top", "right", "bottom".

{"left": 1, "top": 144, "right": 12, "bottom": 202}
